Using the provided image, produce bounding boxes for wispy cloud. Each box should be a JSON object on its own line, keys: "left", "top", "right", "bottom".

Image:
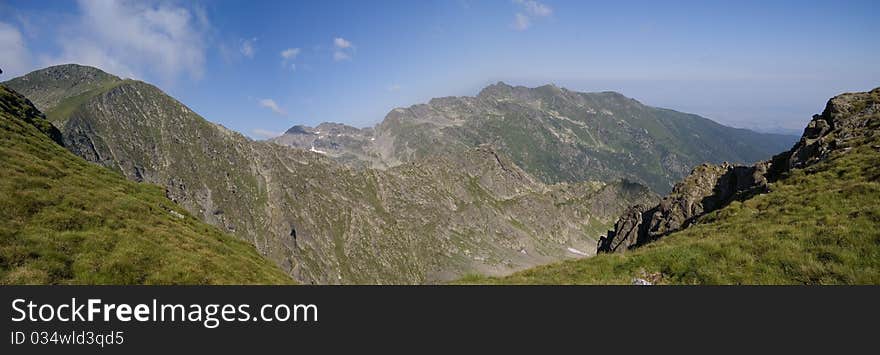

{"left": 281, "top": 47, "right": 300, "bottom": 60}
{"left": 333, "top": 37, "right": 354, "bottom": 61}
{"left": 333, "top": 51, "right": 351, "bottom": 62}
{"left": 252, "top": 128, "right": 282, "bottom": 139}
{"left": 280, "top": 47, "right": 300, "bottom": 70}
{"left": 0, "top": 21, "right": 31, "bottom": 78}
{"left": 386, "top": 84, "right": 402, "bottom": 92}
{"left": 334, "top": 37, "right": 352, "bottom": 49}
{"left": 43, "top": 0, "right": 210, "bottom": 84}
{"left": 517, "top": 0, "right": 552, "bottom": 16}
{"left": 513, "top": 13, "right": 530, "bottom": 31}
{"left": 258, "top": 98, "right": 286, "bottom": 116}
{"left": 240, "top": 37, "right": 256, "bottom": 58}
{"left": 512, "top": 0, "right": 552, "bottom": 31}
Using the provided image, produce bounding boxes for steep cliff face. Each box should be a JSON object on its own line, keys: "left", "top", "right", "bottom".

{"left": 272, "top": 82, "right": 796, "bottom": 193}
{"left": 5, "top": 65, "right": 657, "bottom": 284}
{"left": 599, "top": 87, "right": 880, "bottom": 253}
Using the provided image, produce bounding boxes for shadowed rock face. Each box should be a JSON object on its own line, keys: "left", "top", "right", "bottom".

{"left": 0, "top": 84, "right": 62, "bottom": 145}
{"left": 599, "top": 87, "right": 880, "bottom": 253}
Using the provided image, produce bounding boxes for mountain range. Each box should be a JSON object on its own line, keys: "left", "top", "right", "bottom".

{"left": 4, "top": 64, "right": 864, "bottom": 285}
{"left": 270, "top": 81, "right": 796, "bottom": 193}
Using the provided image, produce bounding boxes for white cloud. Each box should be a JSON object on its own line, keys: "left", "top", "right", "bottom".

{"left": 0, "top": 22, "right": 32, "bottom": 78}
{"left": 290, "top": 63, "right": 297, "bottom": 71}
{"left": 252, "top": 128, "right": 282, "bottom": 139}
{"left": 333, "top": 37, "right": 354, "bottom": 62}
{"left": 333, "top": 37, "right": 352, "bottom": 49}
{"left": 46, "top": 0, "right": 210, "bottom": 84}
{"left": 386, "top": 84, "right": 401, "bottom": 92}
{"left": 258, "top": 98, "right": 286, "bottom": 116}
{"left": 513, "top": 13, "right": 530, "bottom": 31}
{"left": 240, "top": 38, "right": 256, "bottom": 58}
{"left": 512, "top": 0, "right": 552, "bottom": 31}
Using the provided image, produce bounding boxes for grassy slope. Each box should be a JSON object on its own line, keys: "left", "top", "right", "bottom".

{"left": 459, "top": 125, "right": 880, "bottom": 284}
{"left": 0, "top": 86, "right": 292, "bottom": 285}
{"left": 44, "top": 79, "right": 123, "bottom": 126}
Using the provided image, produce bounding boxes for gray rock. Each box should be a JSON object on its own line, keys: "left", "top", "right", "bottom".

{"left": 631, "top": 278, "right": 652, "bottom": 286}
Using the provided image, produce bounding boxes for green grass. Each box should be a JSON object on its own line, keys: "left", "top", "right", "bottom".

{"left": 0, "top": 86, "right": 293, "bottom": 285}
{"left": 44, "top": 80, "right": 123, "bottom": 126}
{"left": 458, "top": 124, "right": 880, "bottom": 284}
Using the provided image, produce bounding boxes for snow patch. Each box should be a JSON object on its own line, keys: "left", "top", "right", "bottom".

{"left": 567, "top": 247, "right": 588, "bottom": 256}
{"left": 309, "top": 145, "right": 327, "bottom": 155}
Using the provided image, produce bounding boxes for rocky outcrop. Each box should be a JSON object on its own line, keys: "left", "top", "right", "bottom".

{"left": 598, "top": 162, "right": 768, "bottom": 252}
{"left": 0, "top": 85, "right": 62, "bottom": 145}
{"left": 786, "top": 89, "right": 880, "bottom": 169}
{"left": 599, "top": 87, "right": 880, "bottom": 253}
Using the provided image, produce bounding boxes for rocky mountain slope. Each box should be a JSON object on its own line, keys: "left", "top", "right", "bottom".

{"left": 0, "top": 85, "right": 292, "bottom": 285}
{"left": 5, "top": 65, "right": 657, "bottom": 284}
{"left": 271, "top": 82, "right": 796, "bottom": 193}
{"left": 462, "top": 87, "right": 880, "bottom": 284}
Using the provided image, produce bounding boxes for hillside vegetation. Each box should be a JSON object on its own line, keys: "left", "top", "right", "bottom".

{"left": 0, "top": 85, "right": 292, "bottom": 285}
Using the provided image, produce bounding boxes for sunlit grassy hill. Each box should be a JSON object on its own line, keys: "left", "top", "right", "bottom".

{"left": 0, "top": 85, "right": 292, "bottom": 285}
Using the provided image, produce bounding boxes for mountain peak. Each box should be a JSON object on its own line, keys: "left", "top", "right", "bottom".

{"left": 477, "top": 82, "right": 571, "bottom": 101}
{"left": 477, "top": 81, "right": 516, "bottom": 98}
{"left": 3, "top": 64, "right": 121, "bottom": 115}
{"left": 15, "top": 64, "right": 119, "bottom": 82}
{"left": 284, "top": 125, "right": 314, "bottom": 135}
{"left": 536, "top": 83, "right": 562, "bottom": 90}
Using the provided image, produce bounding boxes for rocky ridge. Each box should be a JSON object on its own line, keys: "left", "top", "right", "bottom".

{"left": 271, "top": 82, "right": 796, "bottom": 193}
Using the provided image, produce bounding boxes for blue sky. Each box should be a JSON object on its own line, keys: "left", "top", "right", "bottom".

{"left": 1, "top": 0, "right": 877, "bottom": 137}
